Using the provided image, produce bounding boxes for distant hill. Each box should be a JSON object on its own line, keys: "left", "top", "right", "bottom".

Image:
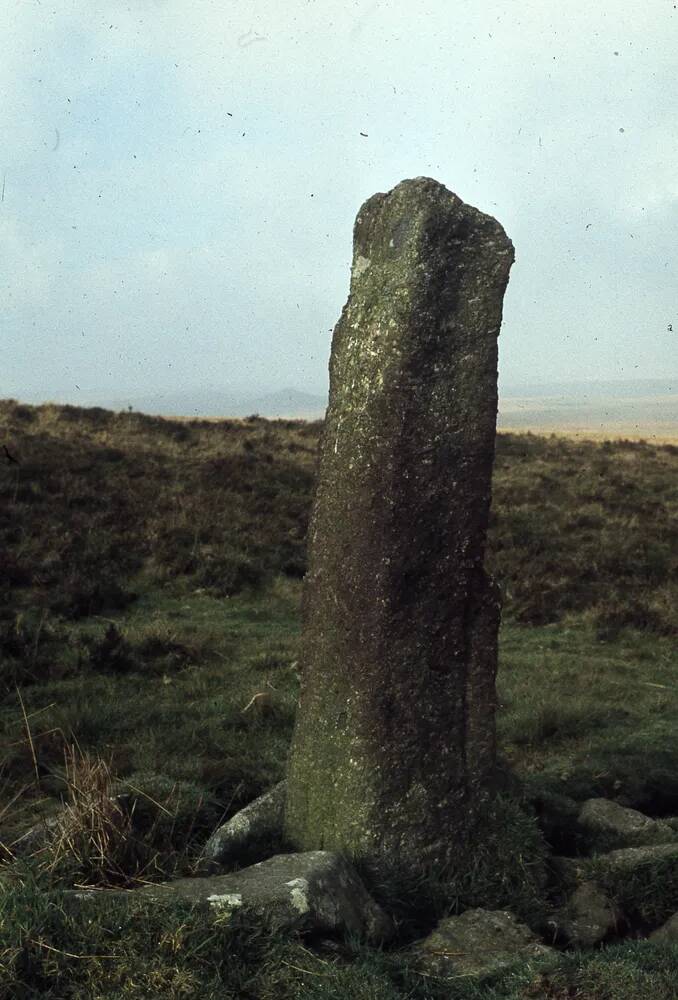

{"left": 108, "top": 377, "right": 678, "bottom": 436}
{"left": 12, "top": 377, "right": 677, "bottom": 435}
{"left": 106, "top": 387, "right": 328, "bottom": 420}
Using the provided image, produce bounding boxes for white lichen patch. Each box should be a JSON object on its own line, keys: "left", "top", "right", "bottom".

{"left": 285, "top": 877, "right": 311, "bottom": 914}
{"left": 352, "top": 255, "right": 371, "bottom": 278}
{"left": 226, "top": 812, "right": 251, "bottom": 837}
{"left": 207, "top": 892, "right": 244, "bottom": 911}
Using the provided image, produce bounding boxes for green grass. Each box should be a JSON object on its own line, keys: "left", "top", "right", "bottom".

{"left": 498, "top": 624, "right": 678, "bottom": 811}
{"left": 2, "top": 587, "right": 678, "bottom": 996}
{"left": 2, "top": 876, "right": 678, "bottom": 998}
{"left": 0, "top": 579, "right": 302, "bottom": 854}
{"left": 1, "top": 400, "right": 678, "bottom": 996}
{"left": 6, "top": 585, "right": 675, "bottom": 863}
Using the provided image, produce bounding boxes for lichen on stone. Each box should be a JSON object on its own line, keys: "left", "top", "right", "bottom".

{"left": 285, "top": 177, "right": 514, "bottom": 874}
{"left": 206, "top": 892, "right": 244, "bottom": 911}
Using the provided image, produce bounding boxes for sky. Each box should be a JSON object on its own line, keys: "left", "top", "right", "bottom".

{"left": 1, "top": 0, "right": 676, "bottom": 406}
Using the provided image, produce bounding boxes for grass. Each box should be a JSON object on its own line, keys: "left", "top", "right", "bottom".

{"left": 498, "top": 624, "right": 678, "bottom": 811}
{"left": 0, "top": 579, "right": 301, "bottom": 855}
{"left": 2, "top": 880, "right": 678, "bottom": 998}
{"left": 1, "top": 400, "right": 676, "bottom": 637}
{"left": 2, "top": 587, "right": 677, "bottom": 996}
{"left": 1, "top": 400, "right": 678, "bottom": 996}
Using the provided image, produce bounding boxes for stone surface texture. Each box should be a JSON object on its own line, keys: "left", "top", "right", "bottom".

{"left": 592, "top": 842, "right": 678, "bottom": 872}
{"left": 202, "top": 780, "right": 286, "bottom": 868}
{"left": 577, "top": 798, "right": 677, "bottom": 851}
{"left": 553, "top": 880, "right": 622, "bottom": 948}
{"left": 70, "top": 851, "right": 393, "bottom": 941}
{"left": 284, "top": 177, "right": 514, "bottom": 870}
{"left": 418, "top": 909, "right": 554, "bottom": 979}
{"left": 552, "top": 841, "right": 678, "bottom": 886}
{"left": 649, "top": 912, "right": 678, "bottom": 942}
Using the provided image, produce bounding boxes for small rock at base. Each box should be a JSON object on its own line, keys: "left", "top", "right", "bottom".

{"left": 649, "top": 912, "right": 678, "bottom": 942}
{"left": 202, "top": 780, "right": 287, "bottom": 868}
{"left": 418, "top": 908, "right": 555, "bottom": 979}
{"left": 577, "top": 798, "right": 677, "bottom": 851}
{"left": 552, "top": 880, "right": 623, "bottom": 948}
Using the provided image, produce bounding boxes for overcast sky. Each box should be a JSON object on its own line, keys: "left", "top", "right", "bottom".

{"left": 2, "top": 0, "right": 676, "bottom": 405}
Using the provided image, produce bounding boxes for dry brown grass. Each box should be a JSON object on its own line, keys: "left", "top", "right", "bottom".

{"left": 500, "top": 425, "right": 678, "bottom": 445}
{"left": 0, "top": 723, "right": 211, "bottom": 887}
{"left": 40, "top": 743, "right": 131, "bottom": 882}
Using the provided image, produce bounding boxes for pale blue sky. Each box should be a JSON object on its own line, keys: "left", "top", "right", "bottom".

{"left": 2, "top": 0, "right": 676, "bottom": 405}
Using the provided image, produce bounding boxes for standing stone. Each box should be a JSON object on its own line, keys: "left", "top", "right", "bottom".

{"left": 284, "top": 177, "right": 514, "bottom": 872}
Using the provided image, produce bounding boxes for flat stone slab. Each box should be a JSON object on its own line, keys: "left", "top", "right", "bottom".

{"left": 202, "top": 781, "right": 287, "bottom": 868}
{"left": 417, "top": 909, "right": 555, "bottom": 979}
{"left": 72, "top": 850, "right": 393, "bottom": 941}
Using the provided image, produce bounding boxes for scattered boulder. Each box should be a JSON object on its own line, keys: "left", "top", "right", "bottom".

{"left": 202, "top": 781, "right": 287, "bottom": 869}
{"left": 588, "top": 841, "right": 678, "bottom": 874}
{"left": 551, "top": 881, "right": 623, "bottom": 948}
{"left": 577, "top": 798, "right": 677, "bottom": 852}
{"left": 552, "top": 842, "right": 678, "bottom": 888}
{"left": 70, "top": 850, "right": 393, "bottom": 942}
{"left": 548, "top": 854, "right": 586, "bottom": 890}
{"left": 417, "top": 909, "right": 555, "bottom": 979}
{"left": 649, "top": 912, "right": 678, "bottom": 942}
{"left": 550, "top": 843, "right": 678, "bottom": 931}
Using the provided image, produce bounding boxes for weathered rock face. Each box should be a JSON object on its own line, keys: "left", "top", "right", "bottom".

{"left": 202, "top": 781, "right": 287, "bottom": 869}
{"left": 417, "top": 909, "right": 555, "bottom": 979}
{"left": 285, "top": 177, "right": 514, "bottom": 870}
{"left": 576, "top": 798, "right": 677, "bottom": 852}
{"left": 552, "top": 881, "right": 623, "bottom": 948}
{"left": 650, "top": 912, "right": 678, "bottom": 942}
{"left": 68, "top": 851, "right": 393, "bottom": 942}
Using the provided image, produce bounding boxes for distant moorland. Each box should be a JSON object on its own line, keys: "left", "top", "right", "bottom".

{"left": 20, "top": 377, "right": 677, "bottom": 437}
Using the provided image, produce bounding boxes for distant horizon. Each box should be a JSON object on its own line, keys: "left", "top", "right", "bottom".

{"left": 10, "top": 372, "right": 677, "bottom": 407}
{"left": 4, "top": 375, "right": 677, "bottom": 438}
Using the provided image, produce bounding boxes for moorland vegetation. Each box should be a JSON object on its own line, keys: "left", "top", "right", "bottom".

{"left": 1, "top": 398, "right": 677, "bottom": 999}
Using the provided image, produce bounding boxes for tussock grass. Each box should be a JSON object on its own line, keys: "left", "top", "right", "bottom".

{"left": 37, "top": 742, "right": 133, "bottom": 884}
{"left": 2, "top": 590, "right": 677, "bottom": 995}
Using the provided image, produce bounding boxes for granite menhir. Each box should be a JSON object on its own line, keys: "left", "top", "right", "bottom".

{"left": 285, "top": 177, "right": 515, "bottom": 872}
